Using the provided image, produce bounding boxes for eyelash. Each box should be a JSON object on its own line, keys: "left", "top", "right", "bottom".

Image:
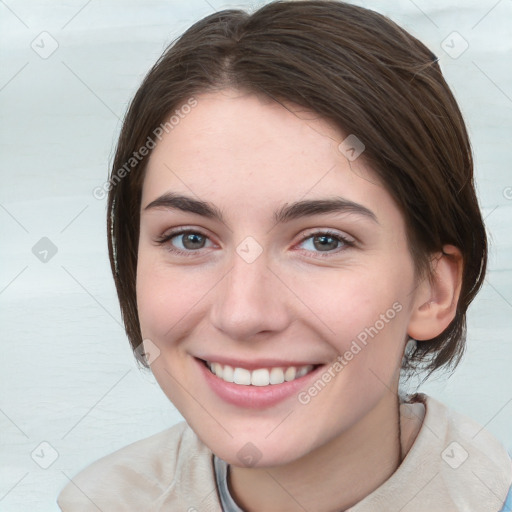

{"left": 154, "top": 228, "right": 355, "bottom": 258}
{"left": 297, "top": 230, "right": 355, "bottom": 257}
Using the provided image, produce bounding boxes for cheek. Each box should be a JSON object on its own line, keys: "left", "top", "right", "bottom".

{"left": 135, "top": 259, "right": 212, "bottom": 407}
{"left": 135, "top": 256, "right": 215, "bottom": 341}
{"left": 292, "top": 266, "right": 411, "bottom": 371}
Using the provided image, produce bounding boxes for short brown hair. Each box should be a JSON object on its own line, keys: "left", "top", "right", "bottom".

{"left": 107, "top": 0, "right": 487, "bottom": 376}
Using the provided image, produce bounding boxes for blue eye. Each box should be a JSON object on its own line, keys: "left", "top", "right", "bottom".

{"left": 297, "top": 231, "right": 353, "bottom": 256}
{"left": 173, "top": 232, "right": 208, "bottom": 250}
{"left": 155, "top": 230, "right": 213, "bottom": 255}
{"left": 155, "top": 228, "right": 354, "bottom": 258}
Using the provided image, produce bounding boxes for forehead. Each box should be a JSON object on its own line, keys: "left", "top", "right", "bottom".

{"left": 141, "top": 89, "right": 399, "bottom": 226}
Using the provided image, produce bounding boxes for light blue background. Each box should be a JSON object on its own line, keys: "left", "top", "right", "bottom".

{"left": 1, "top": 1, "right": 511, "bottom": 510}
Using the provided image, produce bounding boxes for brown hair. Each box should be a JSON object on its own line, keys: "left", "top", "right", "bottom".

{"left": 106, "top": 0, "right": 487, "bottom": 376}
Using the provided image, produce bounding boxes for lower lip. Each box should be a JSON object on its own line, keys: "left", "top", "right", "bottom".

{"left": 196, "top": 358, "right": 325, "bottom": 409}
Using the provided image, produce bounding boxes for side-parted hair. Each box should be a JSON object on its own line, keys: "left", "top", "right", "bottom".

{"left": 107, "top": 0, "right": 487, "bottom": 376}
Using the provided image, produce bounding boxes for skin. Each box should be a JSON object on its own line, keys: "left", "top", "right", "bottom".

{"left": 136, "top": 88, "right": 462, "bottom": 511}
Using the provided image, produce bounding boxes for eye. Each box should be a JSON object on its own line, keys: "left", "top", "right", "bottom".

{"left": 154, "top": 228, "right": 354, "bottom": 258}
{"left": 297, "top": 230, "right": 354, "bottom": 256}
{"left": 155, "top": 229, "right": 214, "bottom": 255}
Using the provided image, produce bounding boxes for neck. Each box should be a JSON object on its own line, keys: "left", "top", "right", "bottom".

{"left": 229, "top": 392, "right": 408, "bottom": 512}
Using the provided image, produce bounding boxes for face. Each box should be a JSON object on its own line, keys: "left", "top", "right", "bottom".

{"left": 136, "top": 88, "right": 424, "bottom": 467}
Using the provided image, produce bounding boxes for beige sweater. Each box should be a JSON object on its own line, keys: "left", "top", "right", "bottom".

{"left": 57, "top": 394, "right": 512, "bottom": 511}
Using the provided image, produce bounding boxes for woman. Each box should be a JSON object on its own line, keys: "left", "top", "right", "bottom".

{"left": 58, "top": 1, "right": 512, "bottom": 510}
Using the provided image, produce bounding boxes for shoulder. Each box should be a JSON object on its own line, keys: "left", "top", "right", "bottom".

{"left": 57, "top": 421, "right": 220, "bottom": 511}
{"left": 357, "top": 394, "right": 512, "bottom": 511}
{"left": 420, "top": 393, "right": 510, "bottom": 469}
{"left": 409, "top": 393, "right": 512, "bottom": 511}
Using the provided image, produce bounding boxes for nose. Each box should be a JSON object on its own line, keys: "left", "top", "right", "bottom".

{"left": 209, "top": 252, "right": 292, "bottom": 341}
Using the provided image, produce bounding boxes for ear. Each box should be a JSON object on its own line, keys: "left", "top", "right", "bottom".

{"left": 407, "top": 245, "right": 463, "bottom": 341}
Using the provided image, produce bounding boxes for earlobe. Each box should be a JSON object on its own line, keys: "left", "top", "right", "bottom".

{"left": 407, "top": 245, "right": 463, "bottom": 341}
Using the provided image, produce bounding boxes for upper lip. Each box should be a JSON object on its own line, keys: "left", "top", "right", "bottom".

{"left": 195, "top": 356, "right": 324, "bottom": 370}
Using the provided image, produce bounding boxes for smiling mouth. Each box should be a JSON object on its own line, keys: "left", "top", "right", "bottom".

{"left": 203, "top": 360, "right": 318, "bottom": 386}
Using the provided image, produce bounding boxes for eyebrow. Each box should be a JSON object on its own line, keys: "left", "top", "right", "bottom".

{"left": 143, "top": 192, "right": 377, "bottom": 224}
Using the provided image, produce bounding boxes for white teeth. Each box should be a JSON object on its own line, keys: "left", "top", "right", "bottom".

{"left": 296, "top": 366, "right": 310, "bottom": 378}
{"left": 251, "top": 369, "right": 270, "bottom": 386}
{"left": 284, "top": 367, "right": 296, "bottom": 381}
{"left": 222, "top": 365, "right": 234, "bottom": 383}
{"left": 212, "top": 362, "right": 223, "bottom": 378}
{"left": 233, "top": 367, "right": 251, "bottom": 385}
{"left": 206, "top": 361, "right": 315, "bottom": 386}
{"left": 269, "top": 367, "right": 285, "bottom": 384}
